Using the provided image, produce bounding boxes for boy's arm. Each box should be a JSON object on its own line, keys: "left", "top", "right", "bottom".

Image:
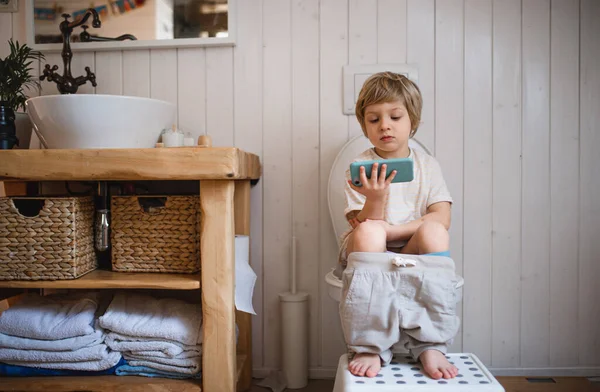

{"left": 356, "top": 195, "right": 386, "bottom": 222}
{"left": 386, "top": 201, "right": 451, "bottom": 241}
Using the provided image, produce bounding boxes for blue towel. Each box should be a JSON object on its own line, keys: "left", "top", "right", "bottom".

{"left": 116, "top": 360, "right": 201, "bottom": 379}
{"left": 0, "top": 357, "right": 125, "bottom": 377}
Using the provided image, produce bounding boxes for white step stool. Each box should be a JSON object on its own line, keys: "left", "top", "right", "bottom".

{"left": 333, "top": 353, "right": 505, "bottom": 391}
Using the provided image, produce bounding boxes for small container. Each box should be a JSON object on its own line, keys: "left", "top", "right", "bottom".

{"left": 161, "top": 125, "right": 184, "bottom": 147}
{"left": 183, "top": 132, "right": 195, "bottom": 147}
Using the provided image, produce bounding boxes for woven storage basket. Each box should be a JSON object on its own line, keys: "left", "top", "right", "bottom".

{"left": 0, "top": 197, "right": 96, "bottom": 280}
{"left": 111, "top": 195, "right": 200, "bottom": 273}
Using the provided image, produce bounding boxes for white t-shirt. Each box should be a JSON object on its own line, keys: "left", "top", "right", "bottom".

{"left": 343, "top": 147, "right": 453, "bottom": 248}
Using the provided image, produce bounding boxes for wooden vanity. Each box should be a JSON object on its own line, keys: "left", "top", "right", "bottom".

{"left": 0, "top": 146, "right": 261, "bottom": 392}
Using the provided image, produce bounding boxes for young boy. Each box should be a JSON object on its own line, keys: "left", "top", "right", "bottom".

{"left": 339, "top": 72, "right": 460, "bottom": 380}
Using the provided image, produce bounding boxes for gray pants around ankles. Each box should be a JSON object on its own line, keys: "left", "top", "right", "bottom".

{"left": 340, "top": 252, "right": 461, "bottom": 364}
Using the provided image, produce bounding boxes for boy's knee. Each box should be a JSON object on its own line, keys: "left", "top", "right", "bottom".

{"left": 354, "top": 221, "right": 387, "bottom": 239}
{"left": 350, "top": 221, "right": 387, "bottom": 252}
{"left": 416, "top": 221, "right": 449, "bottom": 249}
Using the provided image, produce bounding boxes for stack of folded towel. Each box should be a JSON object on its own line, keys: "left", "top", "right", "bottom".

{"left": 0, "top": 293, "right": 121, "bottom": 373}
{"left": 99, "top": 292, "right": 203, "bottom": 378}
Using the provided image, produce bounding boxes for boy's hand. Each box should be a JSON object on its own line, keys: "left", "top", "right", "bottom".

{"left": 348, "top": 162, "right": 397, "bottom": 201}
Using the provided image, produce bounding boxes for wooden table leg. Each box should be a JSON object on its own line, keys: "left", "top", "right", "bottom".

{"left": 235, "top": 180, "right": 252, "bottom": 391}
{"left": 200, "top": 180, "right": 236, "bottom": 392}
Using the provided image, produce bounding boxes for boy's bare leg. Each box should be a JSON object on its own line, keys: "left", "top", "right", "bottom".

{"left": 345, "top": 221, "right": 387, "bottom": 377}
{"left": 419, "top": 350, "right": 459, "bottom": 379}
{"left": 400, "top": 220, "right": 449, "bottom": 255}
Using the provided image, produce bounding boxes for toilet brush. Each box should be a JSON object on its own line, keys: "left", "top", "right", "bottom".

{"left": 279, "top": 236, "right": 309, "bottom": 389}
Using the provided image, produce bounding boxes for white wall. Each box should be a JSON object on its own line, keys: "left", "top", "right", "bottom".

{"left": 1, "top": 0, "right": 599, "bottom": 377}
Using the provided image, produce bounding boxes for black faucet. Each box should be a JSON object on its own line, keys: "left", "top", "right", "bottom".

{"left": 40, "top": 10, "right": 101, "bottom": 94}
{"left": 79, "top": 25, "right": 137, "bottom": 42}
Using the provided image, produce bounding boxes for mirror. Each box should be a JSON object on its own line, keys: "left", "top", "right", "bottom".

{"left": 26, "top": 0, "right": 235, "bottom": 51}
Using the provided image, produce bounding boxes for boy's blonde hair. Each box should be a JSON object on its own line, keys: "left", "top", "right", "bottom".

{"left": 355, "top": 72, "right": 423, "bottom": 137}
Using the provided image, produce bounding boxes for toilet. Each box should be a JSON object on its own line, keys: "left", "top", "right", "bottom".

{"left": 324, "top": 134, "right": 464, "bottom": 302}
{"left": 325, "top": 135, "right": 504, "bottom": 392}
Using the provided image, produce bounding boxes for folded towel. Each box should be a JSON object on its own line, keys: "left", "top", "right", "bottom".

{"left": 0, "top": 357, "right": 125, "bottom": 376}
{"left": 5, "top": 350, "right": 122, "bottom": 372}
{"left": 125, "top": 357, "right": 201, "bottom": 375}
{"left": 116, "top": 361, "right": 201, "bottom": 379}
{"left": 124, "top": 352, "right": 201, "bottom": 369}
{"left": 0, "top": 330, "right": 104, "bottom": 351}
{"left": 0, "top": 293, "right": 97, "bottom": 340}
{"left": 0, "top": 344, "right": 114, "bottom": 363}
{"left": 99, "top": 293, "right": 202, "bottom": 346}
{"left": 105, "top": 332, "right": 201, "bottom": 358}
{"left": 130, "top": 349, "right": 201, "bottom": 359}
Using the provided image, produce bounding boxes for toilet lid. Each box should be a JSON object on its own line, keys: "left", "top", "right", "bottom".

{"left": 327, "top": 135, "right": 431, "bottom": 245}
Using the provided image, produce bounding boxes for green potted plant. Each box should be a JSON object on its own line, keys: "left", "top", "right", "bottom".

{"left": 0, "top": 39, "right": 44, "bottom": 149}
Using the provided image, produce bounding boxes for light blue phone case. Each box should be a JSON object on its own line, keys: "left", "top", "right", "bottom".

{"left": 350, "top": 158, "right": 414, "bottom": 187}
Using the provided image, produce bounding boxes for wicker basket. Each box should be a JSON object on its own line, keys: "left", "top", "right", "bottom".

{"left": 0, "top": 197, "right": 96, "bottom": 281}
{"left": 111, "top": 196, "right": 200, "bottom": 273}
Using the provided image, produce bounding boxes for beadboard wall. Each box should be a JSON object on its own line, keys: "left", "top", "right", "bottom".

{"left": 1, "top": 0, "right": 599, "bottom": 377}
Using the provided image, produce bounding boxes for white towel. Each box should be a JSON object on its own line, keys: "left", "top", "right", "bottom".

{"left": 125, "top": 354, "right": 201, "bottom": 375}
{"left": 0, "top": 293, "right": 97, "bottom": 340}
{"left": 6, "top": 351, "right": 122, "bottom": 371}
{"left": 99, "top": 293, "right": 202, "bottom": 346}
{"left": 0, "top": 343, "right": 114, "bottom": 363}
{"left": 0, "top": 330, "right": 104, "bottom": 351}
{"left": 105, "top": 332, "right": 201, "bottom": 358}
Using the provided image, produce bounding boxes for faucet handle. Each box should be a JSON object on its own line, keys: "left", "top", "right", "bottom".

{"left": 85, "top": 67, "right": 97, "bottom": 87}
{"left": 62, "top": 13, "right": 71, "bottom": 21}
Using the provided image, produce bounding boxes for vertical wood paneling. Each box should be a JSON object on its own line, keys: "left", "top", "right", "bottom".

{"left": 434, "top": 0, "right": 464, "bottom": 353}
{"left": 550, "top": 0, "right": 580, "bottom": 367}
{"left": 95, "top": 52, "right": 123, "bottom": 95}
{"left": 291, "top": 0, "right": 320, "bottom": 369}
{"left": 463, "top": 0, "right": 493, "bottom": 366}
{"left": 377, "top": 0, "right": 407, "bottom": 64}
{"left": 150, "top": 49, "right": 178, "bottom": 107}
{"left": 492, "top": 0, "right": 522, "bottom": 367}
{"left": 233, "top": 0, "right": 264, "bottom": 368}
{"left": 0, "top": 14, "right": 11, "bottom": 58}
{"left": 348, "top": 0, "right": 377, "bottom": 139}
{"left": 521, "top": 0, "right": 550, "bottom": 367}
{"left": 262, "top": 0, "right": 292, "bottom": 369}
{"left": 579, "top": 0, "right": 600, "bottom": 366}
{"left": 319, "top": 0, "right": 349, "bottom": 367}
{"left": 177, "top": 48, "right": 207, "bottom": 140}
{"left": 123, "top": 50, "right": 150, "bottom": 98}
{"left": 407, "top": 0, "right": 435, "bottom": 153}
{"left": 206, "top": 47, "right": 234, "bottom": 147}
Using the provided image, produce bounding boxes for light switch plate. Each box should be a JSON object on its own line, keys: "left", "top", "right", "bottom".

{"left": 343, "top": 64, "right": 419, "bottom": 115}
{"left": 0, "top": 0, "right": 18, "bottom": 13}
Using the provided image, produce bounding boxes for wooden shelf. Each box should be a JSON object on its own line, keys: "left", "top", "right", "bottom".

{"left": 0, "top": 374, "right": 202, "bottom": 391}
{"left": 0, "top": 355, "right": 249, "bottom": 391}
{"left": 0, "top": 147, "right": 261, "bottom": 181}
{"left": 0, "top": 270, "right": 201, "bottom": 290}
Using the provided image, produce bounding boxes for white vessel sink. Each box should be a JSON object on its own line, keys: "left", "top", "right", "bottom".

{"left": 25, "top": 95, "right": 176, "bottom": 149}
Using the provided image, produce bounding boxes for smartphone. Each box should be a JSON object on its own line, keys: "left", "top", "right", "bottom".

{"left": 350, "top": 157, "right": 414, "bottom": 187}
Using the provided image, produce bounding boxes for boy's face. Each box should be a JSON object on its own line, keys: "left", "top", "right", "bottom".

{"left": 363, "top": 100, "right": 412, "bottom": 158}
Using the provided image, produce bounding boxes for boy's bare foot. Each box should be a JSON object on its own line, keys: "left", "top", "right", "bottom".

{"left": 348, "top": 353, "right": 381, "bottom": 377}
{"left": 419, "top": 350, "right": 459, "bottom": 379}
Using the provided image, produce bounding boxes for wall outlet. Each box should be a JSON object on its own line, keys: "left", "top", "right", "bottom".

{"left": 0, "top": 0, "right": 18, "bottom": 13}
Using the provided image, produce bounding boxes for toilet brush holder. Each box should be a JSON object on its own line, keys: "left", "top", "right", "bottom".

{"left": 279, "top": 291, "right": 309, "bottom": 389}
